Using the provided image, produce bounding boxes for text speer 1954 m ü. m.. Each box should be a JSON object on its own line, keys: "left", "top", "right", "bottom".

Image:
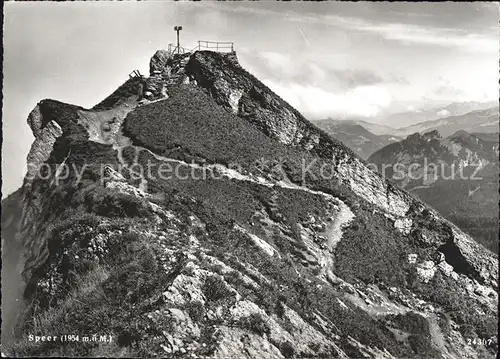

{"left": 28, "top": 334, "right": 113, "bottom": 343}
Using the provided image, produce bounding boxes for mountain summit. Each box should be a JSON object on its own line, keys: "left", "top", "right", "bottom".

{"left": 369, "top": 130, "right": 499, "bottom": 253}
{"left": 2, "top": 48, "right": 497, "bottom": 358}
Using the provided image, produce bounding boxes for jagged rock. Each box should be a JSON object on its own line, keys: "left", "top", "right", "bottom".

{"left": 407, "top": 253, "right": 418, "bottom": 264}
{"left": 437, "top": 261, "right": 454, "bottom": 276}
{"left": 416, "top": 260, "right": 436, "bottom": 283}
{"left": 25, "top": 105, "right": 63, "bottom": 182}
{"left": 449, "top": 227, "right": 498, "bottom": 286}
{"left": 228, "top": 89, "right": 243, "bottom": 114}
{"left": 149, "top": 50, "right": 171, "bottom": 76}
{"left": 394, "top": 218, "right": 412, "bottom": 235}
{"left": 160, "top": 85, "right": 168, "bottom": 98}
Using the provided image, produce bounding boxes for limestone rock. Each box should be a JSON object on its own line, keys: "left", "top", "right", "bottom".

{"left": 416, "top": 260, "right": 436, "bottom": 283}
{"left": 149, "top": 50, "right": 171, "bottom": 76}
{"left": 394, "top": 218, "right": 412, "bottom": 235}
{"left": 407, "top": 253, "right": 418, "bottom": 264}
{"left": 437, "top": 261, "right": 454, "bottom": 276}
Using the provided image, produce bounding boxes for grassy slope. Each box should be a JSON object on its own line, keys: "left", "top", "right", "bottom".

{"left": 1, "top": 189, "right": 25, "bottom": 346}
{"left": 10, "top": 85, "right": 416, "bottom": 357}
{"left": 123, "top": 85, "right": 300, "bottom": 168}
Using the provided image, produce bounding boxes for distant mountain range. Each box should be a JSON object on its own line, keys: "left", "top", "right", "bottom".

{"left": 317, "top": 104, "right": 499, "bottom": 252}
{"left": 378, "top": 101, "right": 498, "bottom": 129}
{"left": 316, "top": 106, "right": 498, "bottom": 159}
{"left": 314, "top": 119, "right": 401, "bottom": 159}
{"left": 390, "top": 107, "right": 499, "bottom": 138}
{"left": 369, "top": 129, "right": 499, "bottom": 253}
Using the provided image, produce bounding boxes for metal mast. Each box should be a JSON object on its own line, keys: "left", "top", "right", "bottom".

{"left": 174, "top": 26, "right": 182, "bottom": 54}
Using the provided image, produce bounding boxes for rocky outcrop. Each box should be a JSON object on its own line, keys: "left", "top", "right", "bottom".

{"left": 443, "top": 227, "right": 498, "bottom": 287}
{"left": 25, "top": 105, "right": 63, "bottom": 183}
{"left": 149, "top": 50, "right": 172, "bottom": 76}
{"left": 186, "top": 51, "right": 313, "bottom": 147}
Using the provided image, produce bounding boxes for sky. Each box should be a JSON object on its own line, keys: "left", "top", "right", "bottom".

{"left": 2, "top": 1, "right": 499, "bottom": 196}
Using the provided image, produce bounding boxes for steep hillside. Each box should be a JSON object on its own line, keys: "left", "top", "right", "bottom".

{"left": 315, "top": 119, "right": 401, "bottom": 159}
{"left": 369, "top": 130, "right": 499, "bottom": 253}
{"left": 1, "top": 189, "right": 25, "bottom": 346}
{"left": 2, "top": 50, "right": 497, "bottom": 358}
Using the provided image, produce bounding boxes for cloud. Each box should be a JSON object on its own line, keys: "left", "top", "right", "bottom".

{"left": 437, "top": 109, "right": 451, "bottom": 117}
{"left": 286, "top": 10, "right": 498, "bottom": 53}
{"left": 240, "top": 49, "right": 400, "bottom": 119}
{"left": 259, "top": 51, "right": 294, "bottom": 71}
{"left": 263, "top": 79, "right": 393, "bottom": 119}
{"left": 216, "top": 3, "right": 498, "bottom": 53}
{"left": 353, "top": 22, "right": 498, "bottom": 53}
{"left": 330, "top": 69, "right": 384, "bottom": 89}
{"left": 245, "top": 50, "right": 386, "bottom": 93}
{"left": 406, "top": 105, "right": 424, "bottom": 113}
{"left": 431, "top": 71, "right": 498, "bottom": 103}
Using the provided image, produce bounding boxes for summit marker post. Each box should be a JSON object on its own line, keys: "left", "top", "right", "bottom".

{"left": 174, "top": 26, "right": 182, "bottom": 54}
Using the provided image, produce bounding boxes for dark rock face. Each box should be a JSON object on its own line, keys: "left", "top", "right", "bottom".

{"left": 2, "top": 49, "right": 497, "bottom": 358}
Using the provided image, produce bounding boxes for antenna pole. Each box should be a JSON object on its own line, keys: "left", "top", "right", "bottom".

{"left": 174, "top": 25, "right": 183, "bottom": 54}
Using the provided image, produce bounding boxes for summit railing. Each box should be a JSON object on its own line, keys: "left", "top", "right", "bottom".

{"left": 167, "top": 41, "right": 234, "bottom": 55}
{"left": 196, "top": 41, "right": 234, "bottom": 52}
